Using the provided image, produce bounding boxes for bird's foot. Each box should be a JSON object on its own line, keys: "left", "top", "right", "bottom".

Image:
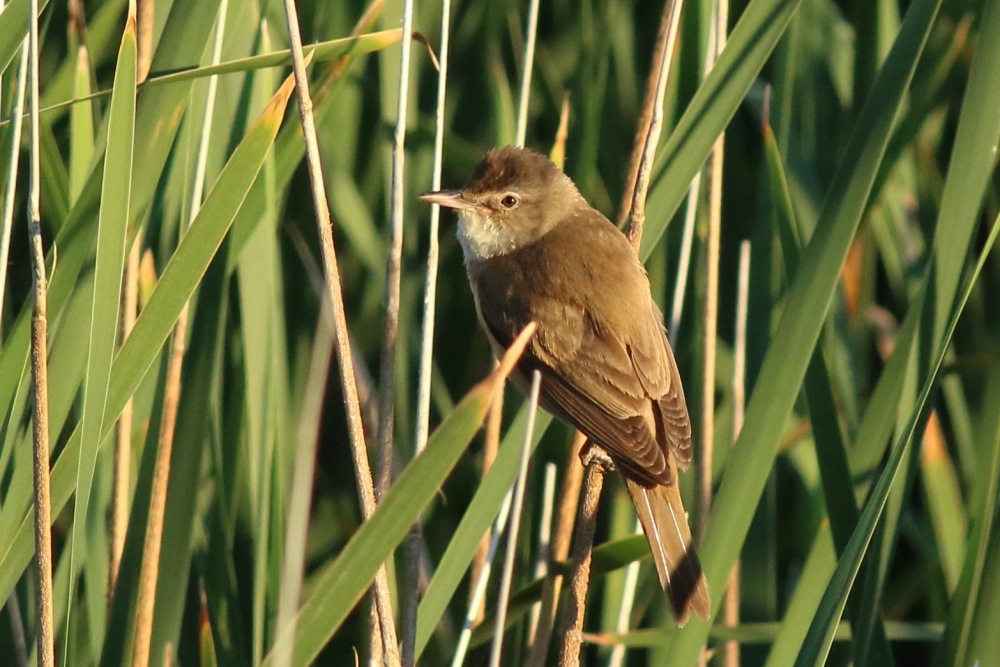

{"left": 579, "top": 441, "right": 616, "bottom": 473}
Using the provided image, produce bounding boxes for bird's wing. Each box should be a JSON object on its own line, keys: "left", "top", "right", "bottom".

{"left": 626, "top": 311, "right": 693, "bottom": 469}
{"left": 481, "top": 294, "right": 676, "bottom": 487}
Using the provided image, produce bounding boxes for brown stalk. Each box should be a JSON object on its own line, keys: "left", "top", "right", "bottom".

{"left": 556, "top": 457, "right": 606, "bottom": 667}
{"left": 280, "top": 0, "right": 399, "bottom": 662}
{"left": 698, "top": 134, "right": 721, "bottom": 535}
{"left": 374, "top": 0, "right": 417, "bottom": 501}
{"left": 131, "top": 302, "right": 188, "bottom": 667}
{"left": 698, "top": 0, "right": 727, "bottom": 545}
{"left": 27, "top": 0, "right": 55, "bottom": 662}
{"left": 616, "top": 0, "right": 675, "bottom": 229}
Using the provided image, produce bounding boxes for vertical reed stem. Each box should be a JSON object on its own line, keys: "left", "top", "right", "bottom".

{"left": 27, "top": 0, "right": 55, "bottom": 662}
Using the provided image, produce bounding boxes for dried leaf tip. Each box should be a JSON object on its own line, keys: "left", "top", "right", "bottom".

{"left": 412, "top": 32, "right": 440, "bottom": 71}
{"left": 265, "top": 71, "right": 298, "bottom": 119}
{"left": 476, "top": 322, "right": 538, "bottom": 409}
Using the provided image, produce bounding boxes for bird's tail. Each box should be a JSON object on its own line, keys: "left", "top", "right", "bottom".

{"left": 625, "top": 478, "right": 711, "bottom": 625}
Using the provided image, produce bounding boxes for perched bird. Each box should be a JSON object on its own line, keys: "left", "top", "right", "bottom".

{"left": 420, "top": 145, "right": 710, "bottom": 624}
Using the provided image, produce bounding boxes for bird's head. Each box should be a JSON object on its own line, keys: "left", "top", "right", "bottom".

{"left": 420, "top": 145, "right": 583, "bottom": 263}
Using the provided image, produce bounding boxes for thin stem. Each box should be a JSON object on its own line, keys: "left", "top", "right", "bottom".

{"left": 375, "top": 0, "right": 417, "bottom": 498}
{"left": 132, "top": 4, "right": 227, "bottom": 663}
{"left": 131, "top": 302, "right": 187, "bottom": 667}
{"left": 450, "top": 490, "right": 514, "bottom": 667}
{"left": 697, "top": 0, "right": 727, "bottom": 542}
{"left": 607, "top": 516, "right": 642, "bottom": 667}
{"left": 406, "top": 0, "right": 452, "bottom": 660}
{"left": 0, "top": 40, "right": 28, "bottom": 326}
{"left": 280, "top": 0, "right": 399, "bottom": 661}
{"left": 514, "top": 0, "right": 541, "bottom": 147}
{"left": 527, "top": 462, "right": 557, "bottom": 643}
{"left": 725, "top": 241, "right": 749, "bottom": 667}
{"left": 667, "top": 177, "right": 700, "bottom": 347}
{"left": 472, "top": 384, "right": 503, "bottom": 623}
{"left": 489, "top": 371, "right": 542, "bottom": 667}
{"left": 624, "top": 0, "right": 684, "bottom": 252}
{"left": 27, "top": 0, "right": 55, "bottom": 661}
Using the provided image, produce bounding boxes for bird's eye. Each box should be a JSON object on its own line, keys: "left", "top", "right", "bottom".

{"left": 499, "top": 194, "right": 519, "bottom": 209}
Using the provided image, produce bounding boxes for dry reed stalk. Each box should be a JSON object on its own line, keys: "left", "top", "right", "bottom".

{"left": 698, "top": 0, "right": 728, "bottom": 543}
{"left": 133, "top": 4, "right": 226, "bottom": 662}
{"left": 556, "top": 456, "right": 606, "bottom": 667}
{"left": 27, "top": 0, "right": 55, "bottom": 662}
{"left": 527, "top": 462, "right": 557, "bottom": 643}
{"left": 131, "top": 302, "right": 187, "bottom": 667}
{"left": 136, "top": 0, "right": 154, "bottom": 81}
{"left": 374, "top": 0, "right": 417, "bottom": 499}
{"left": 280, "top": 0, "right": 399, "bottom": 661}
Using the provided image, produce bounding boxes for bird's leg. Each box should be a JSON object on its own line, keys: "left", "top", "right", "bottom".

{"left": 578, "top": 440, "right": 615, "bottom": 473}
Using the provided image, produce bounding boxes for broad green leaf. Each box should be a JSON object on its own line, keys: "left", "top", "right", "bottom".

{"left": 68, "top": 16, "right": 136, "bottom": 650}
{"left": 68, "top": 44, "right": 94, "bottom": 203}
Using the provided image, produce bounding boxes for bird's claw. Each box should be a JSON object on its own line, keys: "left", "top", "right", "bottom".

{"left": 580, "top": 441, "right": 615, "bottom": 472}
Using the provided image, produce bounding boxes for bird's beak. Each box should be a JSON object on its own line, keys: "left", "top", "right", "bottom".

{"left": 419, "top": 190, "right": 487, "bottom": 212}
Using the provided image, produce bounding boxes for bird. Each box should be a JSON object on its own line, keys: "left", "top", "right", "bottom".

{"left": 420, "top": 145, "right": 710, "bottom": 625}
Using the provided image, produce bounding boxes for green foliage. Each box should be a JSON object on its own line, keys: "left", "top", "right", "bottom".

{"left": 1, "top": 0, "right": 999, "bottom": 665}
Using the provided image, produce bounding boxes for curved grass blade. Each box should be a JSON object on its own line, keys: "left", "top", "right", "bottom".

{"left": 263, "top": 324, "right": 537, "bottom": 667}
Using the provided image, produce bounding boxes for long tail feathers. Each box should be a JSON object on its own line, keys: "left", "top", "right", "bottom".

{"left": 625, "top": 478, "right": 711, "bottom": 625}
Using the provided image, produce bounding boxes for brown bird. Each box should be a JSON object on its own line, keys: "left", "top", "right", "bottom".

{"left": 420, "top": 145, "right": 710, "bottom": 624}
